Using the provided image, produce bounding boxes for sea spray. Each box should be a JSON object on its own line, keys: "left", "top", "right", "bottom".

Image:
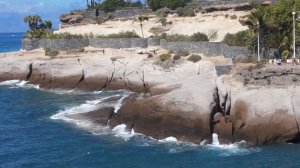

{"left": 0, "top": 80, "right": 40, "bottom": 89}
{"left": 212, "top": 133, "right": 220, "bottom": 146}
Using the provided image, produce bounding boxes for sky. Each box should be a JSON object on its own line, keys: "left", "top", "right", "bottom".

{"left": 0, "top": 0, "right": 145, "bottom": 33}
{"left": 0, "top": 0, "right": 86, "bottom": 32}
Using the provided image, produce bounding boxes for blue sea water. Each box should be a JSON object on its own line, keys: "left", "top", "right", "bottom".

{"left": 0, "top": 33, "right": 23, "bottom": 53}
{"left": 1, "top": 33, "right": 300, "bottom": 168}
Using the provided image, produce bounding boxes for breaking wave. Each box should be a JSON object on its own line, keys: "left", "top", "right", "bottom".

{"left": 0, "top": 80, "right": 40, "bottom": 89}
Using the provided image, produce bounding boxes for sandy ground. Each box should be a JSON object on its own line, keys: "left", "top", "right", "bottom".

{"left": 1, "top": 47, "right": 231, "bottom": 66}
{"left": 56, "top": 10, "right": 249, "bottom": 42}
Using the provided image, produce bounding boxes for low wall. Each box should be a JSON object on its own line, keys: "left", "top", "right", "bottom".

{"left": 22, "top": 38, "right": 251, "bottom": 59}
{"left": 160, "top": 40, "right": 251, "bottom": 58}
{"left": 85, "top": 8, "right": 151, "bottom": 20}
{"left": 89, "top": 38, "right": 148, "bottom": 48}
{"left": 22, "top": 39, "right": 89, "bottom": 51}
{"left": 215, "top": 65, "right": 232, "bottom": 76}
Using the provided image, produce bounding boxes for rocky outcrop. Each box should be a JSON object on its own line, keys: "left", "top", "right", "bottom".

{"left": 1, "top": 53, "right": 300, "bottom": 145}
{"left": 213, "top": 65, "right": 300, "bottom": 145}
{"left": 60, "top": 13, "right": 84, "bottom": 25}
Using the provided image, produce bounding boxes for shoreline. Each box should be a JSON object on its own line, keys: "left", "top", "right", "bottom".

{"left": 2, "top": 48, "right": 300, "bottom": 145}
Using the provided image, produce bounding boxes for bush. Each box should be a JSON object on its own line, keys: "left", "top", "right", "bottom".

{"left": 176, "top": 6, "right": 195, "bottom": 17}
{"left": 191, "top": 32, "right": 209, "bottom": 41}
{"left": 176, "top": 50, "right": 190, "bottom": 57}
{"left": 149, "top": 0, "right": 191, "bottom": 11}
{"left": 156, "top": 32, "right": 208, "bottom": 42}
{"left": 98, "top": 31, "right": 140, "bottom": 38}
{"left": 96, "top": 0, "right": 142, "bottom": 13}
{"left": 79, "top": 48, "right": 85, "bottom": 53}
{"left": 44, "top": 48, "right": 59, "bottom": 57}
{"left": 207, "top": 29, "right": 218, "bottom": 41}
{"left": 223, "top": 30, "right": 254, "bottom": 46}
{"left": 173, "top": 55, "right": 181, "bottom": 60}
{"left": 163, "top": 34, "right": 190, "bottom": 41}
{"left": 282, "top": 50, "right": 290, "bottom": 62}
{"left": 41, "top": 32, "right": 85, "bottom": 39}
{"left": 160, "top": 53, "right": 171, "bottom": 61}
{"left": 188, "top": 54, "right": 201, "bottom": 63}
{"left": 155, "top": 8, "right": 170, "bottom": 17}
{"left": 159, "top": 18, "right": 167, "bottom": 26}
{"left": 149, "top": 26, "right": 166, "bottom": 35}
{"left": 41, "top": 31, "right": 140, "bottom": 39}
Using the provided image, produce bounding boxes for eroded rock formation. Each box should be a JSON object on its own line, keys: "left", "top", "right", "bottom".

{"left": 1, "top": 53, "right": 300, "bottom": 145}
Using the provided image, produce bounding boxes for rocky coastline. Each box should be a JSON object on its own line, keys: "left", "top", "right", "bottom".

{"left": 1, "top": 50, "right": 300, "bottom": 145}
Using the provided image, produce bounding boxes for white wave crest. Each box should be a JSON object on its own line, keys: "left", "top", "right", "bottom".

{"left": 50, "top": 98, "right": 103, "bottom": 121}
{"left": 112, "top": 124, "right": 136, "bottom": 141}
{"left": 206, "top": 133, "right": 260, "bottom": 156}
{"left": 0, "top": 80, "right": 39, "bottom": 89}
{"left": 158, "top": 137, "right": 178, "bottom": 143}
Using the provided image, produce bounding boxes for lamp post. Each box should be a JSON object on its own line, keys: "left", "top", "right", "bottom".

{"left": 293, "top": 12, "right": 296, "bottom": 59}
{"left": 257, "top": 21, "right": 260, "bottom": 62}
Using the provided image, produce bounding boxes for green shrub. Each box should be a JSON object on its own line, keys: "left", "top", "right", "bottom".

{"left": 176, "top": 6, "right": 195, "bottom": 17}
{"left": 149, "top": 0, "right": 191, "bottom": 11}
{"left": 97, "top": 31, "right": 140, "bottom": 38}
{"left": 282, "top": 50, "right": 290, "bottom": 62}
{"left": 159, "top": 18, "right": 167, "bottom": 26}
{"left": 155, "top": 8, "right": 170, "bottom": 17}
{"left": 160, "top": 53, "right": 171, "bottom": 61}
{"left": 207, "top": 29, "right": 218, "bottom": 41}
{"left": 41, "top": 32, "right": 85, "bottom": 39}
{"left": 154, "top": 32, "right": 208, "bottom": 42}
{"left": 176, "top": 50, "right": 190, "bottom": 57}
{"left": 173, "top": 55, "right": 181, "bottom": 60}
{"left": 96, "top": 0, "right": 142, "bottom": 13}
{"left": 188, "top": 54, "right": 201, "bottom": 63}
{"left": 41, "top": 31, "right": 140, "bottom": 39}
{"left": 191, "top": 32, "right": 208, "bottom": 41}
{"left": 163, "top": 34, "right": 190, "bottom": 42}
{"left": 79, "top": 48, "right": 85, "bottom": 53}
{"left": 44, "top": 48, "right": 59, "bottom": 57}
{"left": 223, "top": 30, "right": 254, "bottom": 46}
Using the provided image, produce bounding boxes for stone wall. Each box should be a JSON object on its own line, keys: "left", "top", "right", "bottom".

{"left": 22, "top": 38, "right": 251, "bottom": 59}
{"left": 89, "top": 38, "right": 148, "bottom": 48}
{"left": 85, "top": 8, "right": 151, "bottom": 20}
{"left": 191, "top": 0, "right": 252, "bottom": 6}
{"left": 22, "top": 39, "right": 89, "bottom": 51}
{"left": 160, "top": 40, "right": 251, "bottom": 58}
{"left": 215, "top": 65, "right": 232, "bottom": 76}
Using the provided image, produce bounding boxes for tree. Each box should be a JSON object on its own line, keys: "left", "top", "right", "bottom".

{"left": 24, "top": 15, "right": 42, "bottom": 31}
{"left": 134, "top": 15, "right": 149, "bottom": 38}
{"left": 24, "top": 15, "right": 53, "bottom": 39}
{"left": 44, "top": 20, "right": 53, "bottom": 29}
{"left": 249, "top": 0, "right": 300, "bottom": 58}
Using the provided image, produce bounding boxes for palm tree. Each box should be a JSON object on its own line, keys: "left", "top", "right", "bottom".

{"left": 24, "top": 15, "right": 42, "bottom": 31}
{"left": 136, "top": 15, "right": 149, "bottom": 38}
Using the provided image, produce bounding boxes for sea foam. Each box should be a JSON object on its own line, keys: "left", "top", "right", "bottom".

{"left": 0, "top": 80, "right": 40, "bottom": 89}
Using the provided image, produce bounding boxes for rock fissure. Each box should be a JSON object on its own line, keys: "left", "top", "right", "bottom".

{"left": 26, "top": 63, "right": 33, "bottom": 81}
{"left": 290, "top": 86, "right": 300, "bottom": 133}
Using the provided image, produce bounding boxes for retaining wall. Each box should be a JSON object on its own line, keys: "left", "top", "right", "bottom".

{"left": 89, "top": 38, "right": 148, "bottom": 48}
{"left": 22, "top": 39, "right": 89, "bottom": 51}
{"left": 22, "top": 38, "right": 251, "bottom": 59}
{"left": 85, "top": 8, "right": 151, "bottom": 20}
{"left": 160, "top": 40, "right": 251, "bottom": 58}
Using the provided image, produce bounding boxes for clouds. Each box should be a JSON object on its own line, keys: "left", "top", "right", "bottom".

{"left": 0, "top": 0, "right": 86, "bottom": 32}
